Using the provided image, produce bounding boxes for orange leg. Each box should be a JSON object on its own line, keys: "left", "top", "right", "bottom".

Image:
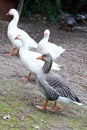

{"left": 5, "top": 47, "right": 17, "bottom": 56}
{"left": 47, "top": 102, "right": 57, "bottom": 112}
{"left": 21, "top": 73, "right": 31, "bottom": 81}
{"left": 36, "top": 100, "right": 48, "bottom": 110}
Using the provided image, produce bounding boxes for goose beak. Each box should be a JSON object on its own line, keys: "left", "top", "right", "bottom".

{"left": 36, "top": 55, "right": 43, "bottom": 60}
{"left": 6, "top": 12, "right": 10, "bottom": 16}
{"left": 14, "top": 36, "right": 19, "bottom": 40}
{"left": 44, "top": 32, "right": 48, "bottom": 38}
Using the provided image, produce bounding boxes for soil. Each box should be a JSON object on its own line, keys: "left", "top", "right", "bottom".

{"left": 0, "top": 16, "right": 87, "bottom": 129}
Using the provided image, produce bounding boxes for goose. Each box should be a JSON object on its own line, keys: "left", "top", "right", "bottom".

{"left": 14, "top": 35, "right": 60, "bottom": 81}
{"left": 6, "top": 8, "right": 37, "bottom": 56}
{"left": 37, "top": 29, "right": 65, "bottom": 60}
{"left": 36, "top": 54, "right": 82, "bottom": 112}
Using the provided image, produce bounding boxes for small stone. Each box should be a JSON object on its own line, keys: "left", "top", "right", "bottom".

{"left": 33, "top": 125, "right": 40, "bottom": 130}
{"left": 3, "top": 115, "right": 10, "bottom": 120}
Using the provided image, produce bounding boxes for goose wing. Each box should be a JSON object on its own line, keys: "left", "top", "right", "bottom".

{"left": 45, "top": 74, "right": 80, "bottom": 102}
{"left": 37, "top": 76, "right": 59, "bottom": 101}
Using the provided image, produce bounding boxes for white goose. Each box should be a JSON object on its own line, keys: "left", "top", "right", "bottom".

{"left": 37, "top": 29, "right": 65, "bottom": 60}
{"left": 14, "top": 35, "right": 60, "bottom": 81}
{"left": 6, "top": 8, "right": 37, "bottom": 56}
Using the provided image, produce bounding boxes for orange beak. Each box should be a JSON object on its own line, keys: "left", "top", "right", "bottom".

{"left": 44, "top": 32, "right": 48, "bottom": 37}
{"left": 36, "top": 55, "right": 43, "bottom": 60}
{"left": 6, "top": 12, "right": 10, "bottom": 16}
{"left": 14, "top": 36, "right": 19, "bottom": 40}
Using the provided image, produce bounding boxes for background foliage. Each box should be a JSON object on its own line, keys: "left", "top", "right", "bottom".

{"left": 22, "top": 0, "right": 87, "bottom": 23}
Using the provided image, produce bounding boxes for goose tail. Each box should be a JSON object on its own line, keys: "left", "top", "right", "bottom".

{"left": 51, "top": 62, "right": 61, "bottom": 71}
{"left": 74, "top": 97, "right": 83, "bottom": 105}
{"left": 74, "top": 101, "right": 83, "bottom": 106}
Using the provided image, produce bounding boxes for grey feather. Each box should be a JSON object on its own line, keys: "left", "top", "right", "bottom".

{"left": 36, "top": 54, "right": 82, "bottom": 104}
{"left": 37, "top": 75, "right": 59, "bottom": 101}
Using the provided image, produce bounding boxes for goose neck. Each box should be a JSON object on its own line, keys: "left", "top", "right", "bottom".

{"left": 8, "top": 13, "right": 19, "bottom": 28}
{"left": 42, "top": 57, "right": 52, "bottom": 74}
{"left": 44, "top": 36, "right": 49, "bottom": 42}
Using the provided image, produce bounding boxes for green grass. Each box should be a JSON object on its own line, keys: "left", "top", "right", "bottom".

{"left": 69, "top": 117, "right": 87, "bottom": 130}
{"left": 0, "top": 79, "right": 87, "bottom": 130}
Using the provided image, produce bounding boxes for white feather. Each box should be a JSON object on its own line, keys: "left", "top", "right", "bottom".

{"left": 7, "top": 8, "right": 37, "bottom": 50}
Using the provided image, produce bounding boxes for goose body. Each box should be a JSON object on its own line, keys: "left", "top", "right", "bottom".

{"left": 37, "top": 73, "right": 82, "bottom": 105}
{"left": 36, "top": 54, "right": 82, "bottom": 111}
{"left": 19, "top": 47, "right": 44, "bottom": 75}
{"left": 7, "top": 8, "right": 37, "bottom": 55}
{"left": 15, "top": 35, "right": 60, "bottom": 80}
{"left": 37, "top": 29, "right": 65, "bottom": 60}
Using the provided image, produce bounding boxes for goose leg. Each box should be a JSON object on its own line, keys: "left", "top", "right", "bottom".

{"left": 22, "top": 73, "right": 31, "bottom": 81}
{"left": 36, "top": 100, "right": 48, "bottom": 110}
{"left": 5, "top": 47, "right": 17, "bottom": 56}
{"left": 16, "top": 50, "right": 19, "bottom": 56}
{"left": 47, "top": 102, "right": 57, "bottom": 112}
{"left": 52, "top": 102, "right": 57, "bottom": 111}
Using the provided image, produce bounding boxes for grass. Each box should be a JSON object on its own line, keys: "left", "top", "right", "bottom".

{"left": 0, "top": 79, "right": 87, "bottom": 130}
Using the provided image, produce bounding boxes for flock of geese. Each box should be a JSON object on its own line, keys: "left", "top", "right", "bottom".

{"left": 5, "top": 8, "right": 82, "bottom": 112}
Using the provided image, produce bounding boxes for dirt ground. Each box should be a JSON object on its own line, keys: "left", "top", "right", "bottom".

{"left": 0, "top": 17, "right": 87, "bottom": 129}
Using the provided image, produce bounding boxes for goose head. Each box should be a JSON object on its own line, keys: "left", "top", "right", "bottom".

{"left": 6, "top": 8, "right": 19, "bottom": 25}
{"left": 15, "top": 35, "right": 21, "bottom": 40}
{"left": 14, "top": 35, "right": 26, "bottom": 47}
{"left": 14, "top": 35, "right": 37, "bottom": 49}
{"left": 44, "top": 29, "right": 50, "bottom": 38}
{"left": 6, "top": 8, "right": 18, "bottom": 16}
{"left": 37, "top": 54, "right": 51, "bottom": 62}
{"left": 37, "top": 54, "right": 52, "bottom": 73}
